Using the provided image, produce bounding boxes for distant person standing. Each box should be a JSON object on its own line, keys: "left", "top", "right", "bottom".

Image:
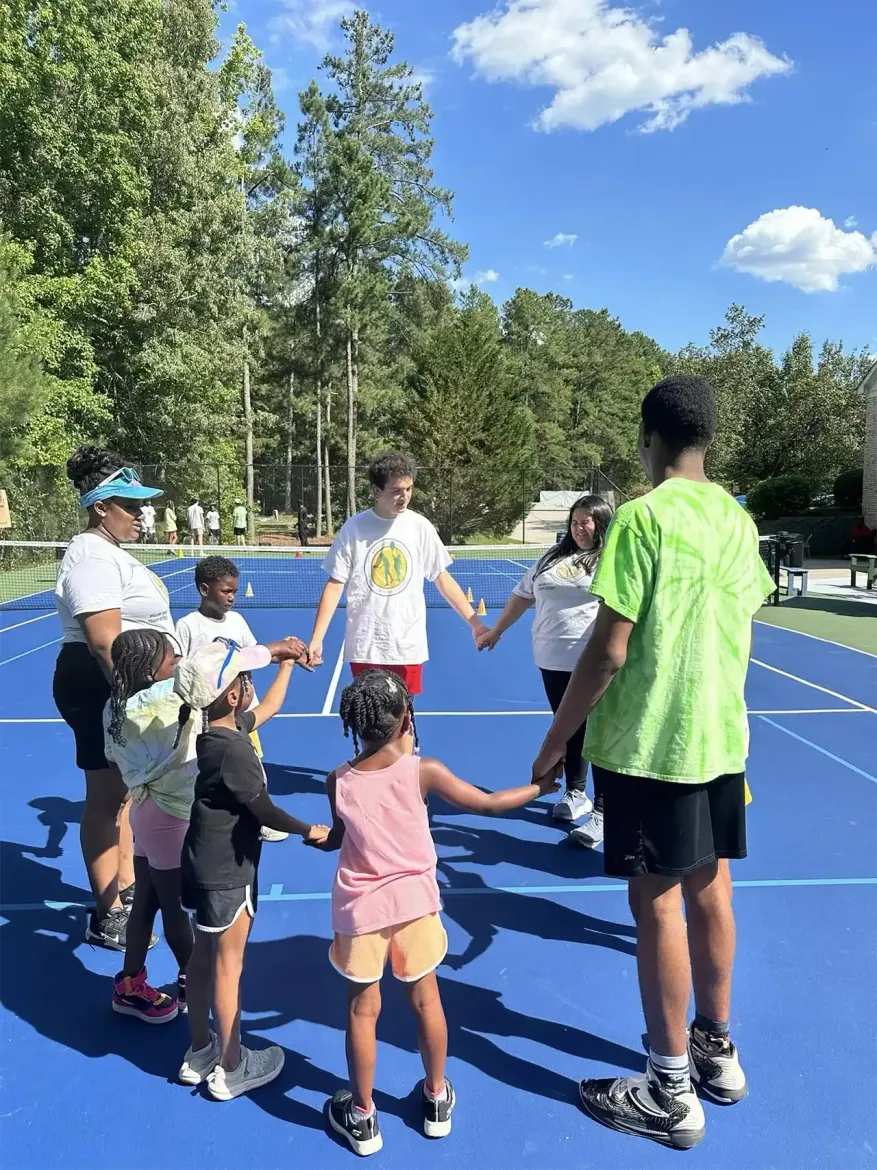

{"left": 140, "top": 502, "right": 157, "bottom": 545}
{"left": 233, "top": 499, "right": 248, "bottom": 546}
{"left": 187, "top": 500, "right": 205, "bottom": 548}
{"left": 297, "top": 501, "right": 309, "bottom": 548}
{"left": 308, "top": 452, "right": 489, "bottom": 698}
{"left": 206, "top": 505, "right": 221, "bottom": 545}
{"left": 165, "top": 501, "right": 178, "bottom": 547}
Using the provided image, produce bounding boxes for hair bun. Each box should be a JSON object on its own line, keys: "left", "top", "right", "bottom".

{"left": 66, "top": 445, "right": 125, "bottom": 491}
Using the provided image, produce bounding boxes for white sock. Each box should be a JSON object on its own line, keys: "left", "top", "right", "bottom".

{"left": 425, "top": 1080, "right": 448, "bottom": 1102}
{"left": 649, "top": 1049, "right": 690, "bottom": 1091}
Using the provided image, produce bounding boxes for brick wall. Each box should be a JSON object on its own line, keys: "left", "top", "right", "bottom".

{"left": 865, "top": 368, "right": 877, "bottom": 527}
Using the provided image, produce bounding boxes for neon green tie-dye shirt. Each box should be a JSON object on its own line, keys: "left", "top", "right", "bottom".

{"left": 584, "top": 479, "right": 776, "bottom": 783}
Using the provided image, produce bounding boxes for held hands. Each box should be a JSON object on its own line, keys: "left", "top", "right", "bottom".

{"left": 533, "top": 764, "right": 563, "bottom": 797}
{"left": 470, "top": 620, "right": 491, "bottom": 648}
{"left": 476, "top": 628, "right": 501, "bottom": 652}
{"left": 303, "top": 824, "right": 331, "bottom": 847}
{"left": 531, "top": 741, "right": 565, "bottom": 791}
{"left": 308, "top": 639, "right": 324, "bottom": 668}
{"left": 270, "top": 637, "right": 313, "bottom": 671}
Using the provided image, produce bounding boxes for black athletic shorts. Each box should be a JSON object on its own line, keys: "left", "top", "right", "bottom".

{"left": 183, "top": 879, "right": 259, "bottom": 933}
{"left": 595, "top": 766, "right": 747, "bottom": 879}
{"left": 52, "top": 642, "right": 111, "bottom": 771}
{"left": 234, "top": 526, "right": 245, "bottom": 537}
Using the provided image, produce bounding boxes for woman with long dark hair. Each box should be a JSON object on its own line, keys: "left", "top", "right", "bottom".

{"left": 478, "top": 494, "right": 613, "bottom": 844}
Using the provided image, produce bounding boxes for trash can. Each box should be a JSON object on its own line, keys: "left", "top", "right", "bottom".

{"left": 777, "top": 531, "right": 805, "bottom": 568}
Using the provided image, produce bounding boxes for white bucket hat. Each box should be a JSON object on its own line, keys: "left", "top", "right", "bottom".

{"left": 174, "top": 640, "right": 271, "bottom": 709}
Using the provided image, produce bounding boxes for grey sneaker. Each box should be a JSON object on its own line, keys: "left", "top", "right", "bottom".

{"left": 551, "top": 790, "right": 593, "bottom": 822}
{"left": 179, "top": 1031, "right": 221, "bottom": 1084}
{"left": 570, "top": 808, "right": 604, "bottom": 847}
{"left": 260, "top": 826, "right": 289, "bottom": 842}
{"left": 206, "top": 1044, "right": 285, "bottom": 1100}
{"left": 688, "top": 1024, "right": 748, "bottom": 1104}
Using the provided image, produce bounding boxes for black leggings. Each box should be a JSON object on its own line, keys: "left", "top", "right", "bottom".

{"left": 540, "top": 668, "right": 603, "bottom": 807}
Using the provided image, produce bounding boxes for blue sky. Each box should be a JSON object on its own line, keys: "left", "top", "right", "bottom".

{"left": 219, "top": 0, "right": 877, "bottom": 358}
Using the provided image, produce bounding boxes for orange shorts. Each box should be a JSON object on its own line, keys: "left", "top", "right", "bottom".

{"left": 329, "top": 913, "right": 447, "bottom": 984}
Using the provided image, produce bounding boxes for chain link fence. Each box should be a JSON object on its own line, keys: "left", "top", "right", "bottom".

{"left": 1, "top": 461, "right": 628, "bottom": 545}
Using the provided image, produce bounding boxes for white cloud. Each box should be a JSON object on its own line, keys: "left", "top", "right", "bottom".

{"left": 562, "top": 273, "right": 574, "bottom": 281}
{"left": 450, "top": 269, "right": 501, "bottom": 292}
{"left": 720, "top": 206, "right": 877, "bottom": 293}
{"left": 476, "top": 268, "right": 500, "bottom": 283}
{"left": 451, "top": 0, "right": 791, "bottom": 133}
{"left": 845, "top": 215, "right": 858, "bottom": 229}
{"left": 268, "top": 0, "right": 355, "bottom": 52}
{"left": 545, "top": 232, "right": 577, "bottom": 248}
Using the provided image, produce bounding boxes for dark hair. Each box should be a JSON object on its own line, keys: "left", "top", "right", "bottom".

{"left": 641, "top": 374, "right": 717, "bottom": 451}
{"left": 66, "top": 446, "right": 127, "bottom": 494}
{"left": 534, "top": 494, "right": 614, "bottom": 578}
{"left": 107, "top": 630, "right": 175, "bottom": 744}
{"left": 194, "top": 555, "right": 239, "bottom": 588}
{"left": 368, "top": 452, "right": 416, "bottom": 491}
{"left": 339, "top": 669, "right": 417, "bottom": 753}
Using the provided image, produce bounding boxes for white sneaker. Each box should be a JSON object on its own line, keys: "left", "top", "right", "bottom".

{"left": 260, "top": 826, "right": 289, "bottom": 843}
{"left": 206, "top": 1044, "right": 285, "bottom": 1100}
{"left": 569, "top": 808, "right": 604, "bottom": 847}
{"left": 179, "top": 1031, "right": 221, "bottom": 1084}
{"left": 579, "top": 1063, "right": 705, "bottom": 1150}
{"left": 688, "top": 1024, "right": 749, "bottom": 1104}
{"left": 551, "top": 790, "right": 593, "bottom": 822}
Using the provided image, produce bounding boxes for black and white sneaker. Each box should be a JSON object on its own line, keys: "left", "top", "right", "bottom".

{"left": 327, "top": 1090, "right": 383, "bottom": 1156}
{"left": 578, "top": 1062, "right": 705, "bottom": 1150}
{"left": 85, "top": 908, "right": 158, "bottom": 952}
{"left": 422, "top": 1078, "right": 455, "bottom": 1138}
{"left": 119, "top": 882, "right": 136, "bottom": 908}
{"left": 688, "top": 1024, "right": 748, "bottom": 1104}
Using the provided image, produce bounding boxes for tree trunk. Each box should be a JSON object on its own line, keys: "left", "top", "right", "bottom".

{"left": 346, "top": 325, "right": 359, "bottom": 517}
{"left": 324, "top": 385, "right": 334, "bottom": 535}
{"left": 315, "top": 381, "right": 323, "bottom": 540}
{"left": 242, "top": 327, "right": 256, "bottom": 543}
{"left": 284, "top": 369, "right": 294, "bottom": 513}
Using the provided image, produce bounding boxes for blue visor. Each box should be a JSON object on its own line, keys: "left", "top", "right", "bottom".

{"left": 79, "top": 467, "right": 163, "bottom": 509}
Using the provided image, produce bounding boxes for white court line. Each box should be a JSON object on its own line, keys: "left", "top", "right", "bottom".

{"left": 0, "top": 636, "right": 64, "bottom": 668}
{"left": 755, "top": 618, "right": 877, "bottom": 661}
{"left": 2, "top": 706, "right": 868, "bottom": 725}
{"left": 751, "top": 658, "right": 876, "bottom": 713}
{"left": 0, "top": 612, "right": 56, "bottom": 633}
{"left": 320, "top": 642, "right": 346, "bottom": 716}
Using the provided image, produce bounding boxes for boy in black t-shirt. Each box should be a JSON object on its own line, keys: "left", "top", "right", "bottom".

{"left": 174, "top": 638, "right": 327, "bottom": 1100}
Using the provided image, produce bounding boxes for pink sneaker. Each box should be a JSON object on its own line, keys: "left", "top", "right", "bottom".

{"left": 112, "top": 968, "right": 179, "bottom": 1024}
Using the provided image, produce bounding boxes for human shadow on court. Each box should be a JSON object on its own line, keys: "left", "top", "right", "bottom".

{"left": 25, "top": 796, "right": 84, "bottom": 859}
{"left": 262, "top": 762, "right": 329, "bottom": 797}
{"left": 432, "top": 821, "right": 611, "bottom": 882}
{"left": 436, "top": 860, "right": 635, "bottom": 970}
{"left": 241, "top": 931, "right": 645, "bottom": 1121}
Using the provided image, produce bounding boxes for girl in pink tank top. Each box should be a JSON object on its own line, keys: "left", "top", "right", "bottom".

{"left": 307, "top": 669, "right": 561, "bottom": 1157}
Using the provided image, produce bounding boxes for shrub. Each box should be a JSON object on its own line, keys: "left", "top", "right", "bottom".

{"left": 747, "top": 474, "right": 812, "bottom": 521}
{"left": 833, "top": 468, "right": 863, "bottom": 511}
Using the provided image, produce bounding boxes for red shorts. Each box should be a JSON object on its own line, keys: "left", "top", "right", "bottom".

{"left": 349, "top": 662, "right": 423, "bottom": 696}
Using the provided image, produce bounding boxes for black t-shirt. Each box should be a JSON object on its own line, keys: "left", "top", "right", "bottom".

{"left": 182, "top": 710, "right": 264, "bottom": 891}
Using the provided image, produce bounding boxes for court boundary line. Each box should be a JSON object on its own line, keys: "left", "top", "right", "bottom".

{"left": 3, "top": 874, "right": 875, "bottom": 914}
{"left": 0, "top": 612, "right": 56, "bottom": 634}
{"left": 759, "top": 716, "right": 877, "bottom": 785}
{"left": 755, "top": 617, "right": 877, "bottom": 660}
{"left": 320, "top": 642, "right": 346, "bottom": 716}
{"left": 0, "top": 635, "right": 63, "bottom": 668}
{"left": 750, "top": 658, "right": 875, "bottom": 713}
{"left": 1, "top": 706, "right": 870, "bottom": 725}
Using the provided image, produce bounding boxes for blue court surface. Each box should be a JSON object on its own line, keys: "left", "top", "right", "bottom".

{"left": 1, "top": 589, "right": 876, "bottom": 1170}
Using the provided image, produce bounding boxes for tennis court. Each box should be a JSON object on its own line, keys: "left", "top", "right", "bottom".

{"left": 1, "top": 546, "right": 875, "bottom": 1170}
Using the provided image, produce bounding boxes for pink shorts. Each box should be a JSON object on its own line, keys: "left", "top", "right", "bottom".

{"left": 129, "top": 796, "right": 188, "bottom": 871}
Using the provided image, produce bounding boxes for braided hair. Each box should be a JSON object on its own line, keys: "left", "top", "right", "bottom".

{"left": 107, "top": 629, "right": 188, "bottom": 747}
{"left": 339, "top": 670, "right": 417, "bottom": 753}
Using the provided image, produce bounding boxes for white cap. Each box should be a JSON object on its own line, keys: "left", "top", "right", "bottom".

{"left": 174, "top": 640, "right": 271, "bottom": 709}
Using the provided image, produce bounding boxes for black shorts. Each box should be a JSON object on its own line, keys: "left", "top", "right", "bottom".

{"left": 183, "top": 879, "right": 259, "bottom": 933}
{"left": 233, "top": 526, "right": 245, "bottom": 537}
{"left": 52, "top": 642, "right": 111, "bottom": 771}
{"left": 596, "top": 766, "right": 747, "bottom": 879}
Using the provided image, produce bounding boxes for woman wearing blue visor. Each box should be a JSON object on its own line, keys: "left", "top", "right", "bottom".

{"left": 53, "top": 447, "right": 175, "bottom": 951}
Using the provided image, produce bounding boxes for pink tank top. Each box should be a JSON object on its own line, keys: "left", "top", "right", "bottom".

{"left": 332, "top": 754, "right": 441, "bottom": 936}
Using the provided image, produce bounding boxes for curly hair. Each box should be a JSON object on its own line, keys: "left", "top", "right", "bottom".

{"left": 194, "top": 556, "right": 239, "bottom": 588}
{"left": 106, "top": 629, "right": 192, "bottom": 748}
{"left": 368, "top": 452, "right": 417, "bottom": 491}
{"left": 66, "top": 446, "right": 128, "bottom": 494}
{"left": 339, "top": 669, "right": 417, "bottom": 752}
{"left": 641, "top": 374, "right": 717, "bottom": 451}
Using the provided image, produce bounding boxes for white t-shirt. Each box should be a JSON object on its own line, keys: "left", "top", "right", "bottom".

{"left": 140, "top": 504, "right": 156, "bottom": 532}
{"left": 513, "top": 551, "right": 600, "bottom": 672}
{"left": 322, "top": 509, "right": 451, "bottom": 665}
{"left": 187, "top": 503, "right": 204, "bottom": 531}
{"left": 55, "top": 533, "right": 175, "bottom": 645}
{"left": 206, "top": 509, "right": 220, "bottom": 531}
{"left": 175, "top": 609, "right": 260, "bottom": 706}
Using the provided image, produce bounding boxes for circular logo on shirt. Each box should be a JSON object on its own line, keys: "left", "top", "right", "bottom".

{"left": 367, "top": 540, "right": 412, "bottom": 596}
{"left": 148, "top": 571, "right": 169, "bottom": 602}
{"left": 552, "top": 559, "right": 589, "bottom": 583}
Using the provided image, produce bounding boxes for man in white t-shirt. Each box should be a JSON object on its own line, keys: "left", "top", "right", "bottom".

{"left": 140, "top": 503, "right": 157, "bottom": 544}
{"left": 187, "top": 499, "right": 205, "bottom": 547}
{"left": 308, "top": 452, "right": 490, "bottom": 696}
{"left": 206, "top": 505, "right": 221, "bottom": 544}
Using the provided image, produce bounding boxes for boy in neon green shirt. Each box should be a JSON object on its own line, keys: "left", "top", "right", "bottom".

{"left": 533, "top": 374, "right": 775, "bottom": 1151}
